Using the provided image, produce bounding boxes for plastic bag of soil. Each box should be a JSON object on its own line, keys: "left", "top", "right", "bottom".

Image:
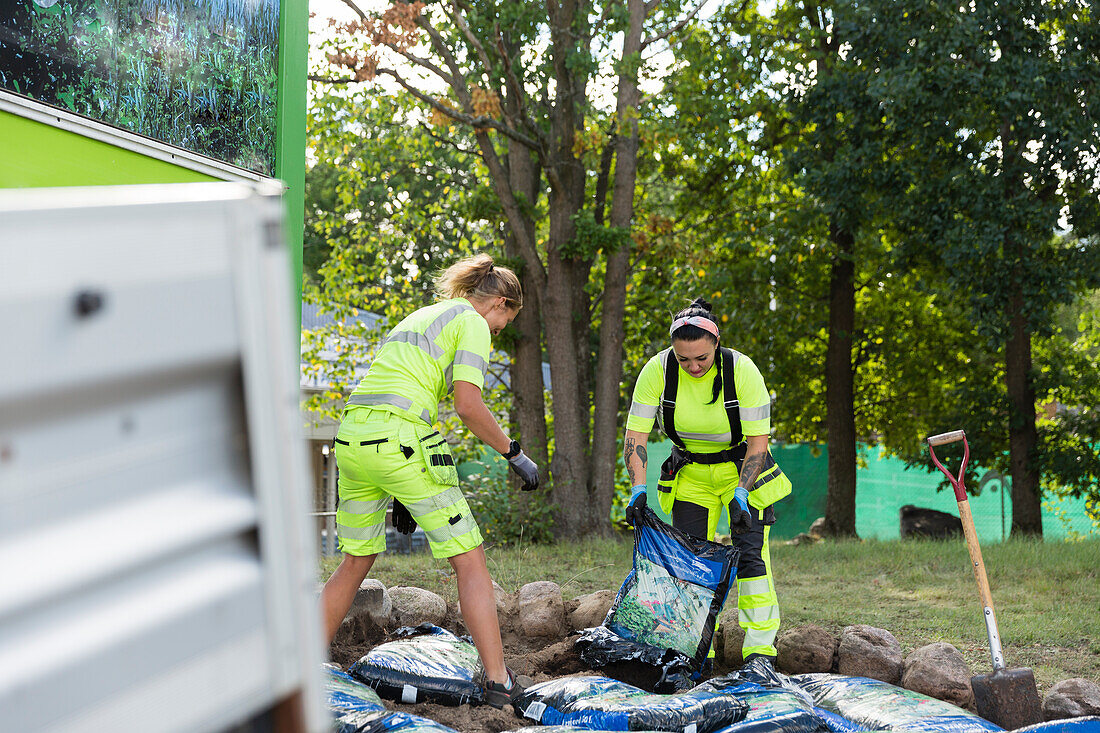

{"left": 697, "top": 657, "right": 822, "bottom": 733}
{"left": 578, "top": 507, "right": 739, "bottom": 690}
{"left": 575, "top": 626, "right": 698, "bottom": 693}
{"left": 325, "top": 663, "right": 386, "bottom": 713}
{"left": 348, "top": 624, "right": 485, "bottom": 706}
{"left": 334, "top": 708, "right": 461, "bottom": 733}
{"left": 1009, "top": 717, "right": 1100, "bottom": 733}
{"left": 512, "top": 674, "right": 747, "bottom": 732}
{"left": 790, "top": 673, "right": 1005, "bottom": 733}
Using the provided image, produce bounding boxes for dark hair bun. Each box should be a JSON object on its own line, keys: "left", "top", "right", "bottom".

{"left": 690, "top": 297, "right": 713, "bottom": 312}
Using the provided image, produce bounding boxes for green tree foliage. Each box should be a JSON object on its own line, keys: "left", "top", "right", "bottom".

{"left": 842, "top": 0, "right": 1100, "bottom": 535}
{"left": 310, "top": 0, "right": 714, "bottom": 538}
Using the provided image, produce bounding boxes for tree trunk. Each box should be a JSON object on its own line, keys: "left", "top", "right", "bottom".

{"left": 822, "top": 224, "right": 858, "bottom": 537}
{"left": 504, "top": 142, "right": 548, "bottom": 469}
{"left": 590, "top": 0, "right": 645, "bottom": 536}
{"left": 1004, "top": 283, "right": 1043, "bottom": 536}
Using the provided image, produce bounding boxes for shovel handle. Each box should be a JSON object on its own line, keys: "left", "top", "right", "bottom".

{"left": 958, "top": 499, "right": 1006, "bottom": 670}
{"left": 927, "top": 430, "right": 966, "bottom": 446}
{"left": 927, "top": 430, "right": 969, "bottom": 502}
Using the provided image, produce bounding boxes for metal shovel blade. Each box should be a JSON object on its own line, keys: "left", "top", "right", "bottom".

{"left": 971, "top": 667, "right": 1042, "bottom": 730}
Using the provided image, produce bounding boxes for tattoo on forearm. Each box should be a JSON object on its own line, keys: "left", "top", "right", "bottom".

{"left": 637, "top": 445, "right": 647, "bottom": 467}
{"left": 739, "top": 452, "right": 766, "bottom": 489}
{"left": 625, "top": 437, "right": 637, "bottom": 485}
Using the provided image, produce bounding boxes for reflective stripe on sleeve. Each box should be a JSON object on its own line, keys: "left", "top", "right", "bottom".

{"left": 740, "top": 403, "right": 771, "bottom": 421}
{"left": 629, "top": 401, "right": 658, "bottom": 420}
{"left": 453, "top": 349, "right": 488, "bottom": 374}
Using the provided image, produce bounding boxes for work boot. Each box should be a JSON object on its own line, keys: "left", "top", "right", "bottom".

{"left": 741, "top": 653, "right": 776, "bottom": 673}
{"left": 483, "top": 668, "right": 533, "bottom": 709}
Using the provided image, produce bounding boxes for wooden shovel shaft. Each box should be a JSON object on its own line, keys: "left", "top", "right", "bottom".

{"left": 958, "top": 498, "right": 1006, "bottom": 670}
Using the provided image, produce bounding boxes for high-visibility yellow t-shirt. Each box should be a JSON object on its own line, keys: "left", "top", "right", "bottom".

{"left": 625, "top": 347, "right": 771, "bottom": 453}
{"left": 350, "top": 298, "right": 491, "bottom": 425}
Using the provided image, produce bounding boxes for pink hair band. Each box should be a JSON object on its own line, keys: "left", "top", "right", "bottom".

{"left": 669, "top": 315, "right": 720, "bottom": 340}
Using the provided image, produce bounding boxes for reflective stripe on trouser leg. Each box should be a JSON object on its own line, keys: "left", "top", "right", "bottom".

{"left": 401, "top": 484, "right": 482, "bottom": 558}
{"left": 738, "top": 525, "right": 779, "bottom": 657}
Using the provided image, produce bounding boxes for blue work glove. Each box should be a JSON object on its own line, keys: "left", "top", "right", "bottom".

{"left": 625, "top": 484, "right": 648, "bottom": 527}
{"left": 730, "top": 486, "right": 753, "bottom": 535}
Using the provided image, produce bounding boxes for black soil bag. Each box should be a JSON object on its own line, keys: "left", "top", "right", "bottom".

{"left": 348, "top": 624, "right": 485, "bottom": 706}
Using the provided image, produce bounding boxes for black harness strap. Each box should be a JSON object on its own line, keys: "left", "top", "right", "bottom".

{"left": 662, "top": 349, "right": 685, "bottom": 449}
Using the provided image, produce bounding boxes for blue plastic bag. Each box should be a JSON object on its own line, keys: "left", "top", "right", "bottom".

{"left": 349, "top": 625, "right": 484, "bottom": 706}
{"left": 325, "top": 663, "right": 386, "bottom": 713}
{"left": 790, "top": 673, "right": 1004, "bottom": 733}
{"left": 578, "top": 507, "right": 739, "bottom": 690}
{"left": 512, "top": 674, "right": 747, "bottom": 732}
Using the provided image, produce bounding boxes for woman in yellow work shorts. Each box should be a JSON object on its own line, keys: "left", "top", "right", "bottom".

{"left": 319, "top": 253, "right": 540, "bottom": 708}
{"left": 622, "top": 297, "right": 791, "bottom": 669}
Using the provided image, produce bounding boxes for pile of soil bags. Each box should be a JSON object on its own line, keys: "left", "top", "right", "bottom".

{"left": 577, "top": 508, "right": 740, "bottom": 692}
{"left": 349, "top": 624, "right": 486, "bottom": 706}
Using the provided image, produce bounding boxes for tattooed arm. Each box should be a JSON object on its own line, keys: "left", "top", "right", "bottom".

{"left": 737, "top": 434, "right": 770, "bottom": 490}
{"left": 624, "top": 429, "right": 650, "bottom": 486}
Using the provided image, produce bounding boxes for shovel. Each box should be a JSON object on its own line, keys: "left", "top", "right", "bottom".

{"left": 927, "top": 430, "right": 1042, "bottom": 730}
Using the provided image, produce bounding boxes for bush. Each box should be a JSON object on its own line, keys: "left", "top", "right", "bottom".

{"left": 463, "top": 463, "right": 554, "bottom": 544}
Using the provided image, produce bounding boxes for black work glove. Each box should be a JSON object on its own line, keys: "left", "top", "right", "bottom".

{"left": 625, "top": 485, "right": 647, "bottom": 528}
{"left": 392, "top": 499, "right": 417, "bottom": 535}
{"left": 504, "top": 440, "right": 540, "bottom": 491}
{"left": 729, "top": 486, "right": 753, "bottom": 535}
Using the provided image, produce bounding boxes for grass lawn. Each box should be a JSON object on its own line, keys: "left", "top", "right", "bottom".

{"left": 319, "top": 534, "right": 1100, "bottom": 692}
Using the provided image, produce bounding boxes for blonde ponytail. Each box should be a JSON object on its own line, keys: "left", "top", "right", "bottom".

{"left": 434, "top": 253, "right": 523, "bottom": 308}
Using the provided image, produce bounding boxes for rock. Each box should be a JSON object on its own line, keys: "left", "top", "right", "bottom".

{"left": 569, "top": 590, "right": 615, "bottom": 631}
{"left": 718, "top": 607, "right": 745, "bottom": 668}
{"left": 389, "top": 585, "right": 447, "bottom": 627}
{"left": 808, "top": 517, "right": 827, "bottom": 538}
{"left": 1044, "top": 678, "right": 1100, "bottom": 720}
{"left": 899, "top": 505, "right": 963, "bottom": 540}
{"left": 901, "top": 642, "right": 973, "bottom": 709}
{"left": 787, "top": 532, "right": 821, "bottom": 546}
{"left": 838, "top": 625, "right": 903, "bottom": 684}
{"left": 777, "top": 624, "right": 837, "bottom": 674}
{"left": 517, "top": 581, "right": 565, "bottom": 637}
{"left": 333, "top": 579, "right": 392, "bottom": 646}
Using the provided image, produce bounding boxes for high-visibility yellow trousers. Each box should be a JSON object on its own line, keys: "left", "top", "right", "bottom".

{"left": 334, "top": 408, "right": 482, "bottom": 559}
{"left": 670, "top": 461, "right": 781, "bottom": 659}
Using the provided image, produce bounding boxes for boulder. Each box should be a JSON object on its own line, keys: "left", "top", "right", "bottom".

{"left": 517, "top": 581, "right": 565, "bottom": 637}
{"left": 808, "top": 517, "right": 827, "bottom": 538}
{"left": 838, "top": 624, "right": 903, "bottom": 684}
{"left": 389, "top": 585, "right": 447, "bottom": 628}
{"left": 718, "top": 607, "right": 745, "bottom": 667}
{"left": 899, "top": 505, "right": 963, "bottom": 540}
{"left": 333, "top": 579, "right": 392, "bottom": 646}
{"left": 1044, "top": 678, "right": 1100, "bottom": 720}
{"left": 777, "top": 624, "right": 837, "bottom": 674}
{"left": 902, "top": 642, "right": 973, "bottom": 709}
{"left": 569, "top": 590, "right": 615, "bottom": 631}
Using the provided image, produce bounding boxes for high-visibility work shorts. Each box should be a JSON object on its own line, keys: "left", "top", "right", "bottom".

{"left": 334, "top": 407, "right": 482, "bottom": 559}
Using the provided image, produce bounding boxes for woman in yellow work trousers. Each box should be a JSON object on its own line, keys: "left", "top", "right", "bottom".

{"left": 319, "top": 253, "right": 540, "bottom": 708}
{"left": 622, "top": 297, "right": 791, "bottom": 669}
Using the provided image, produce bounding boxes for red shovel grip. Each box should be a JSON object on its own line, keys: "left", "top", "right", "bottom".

{"left": 927, "top": 429, "right": 970, "bottom": 502}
